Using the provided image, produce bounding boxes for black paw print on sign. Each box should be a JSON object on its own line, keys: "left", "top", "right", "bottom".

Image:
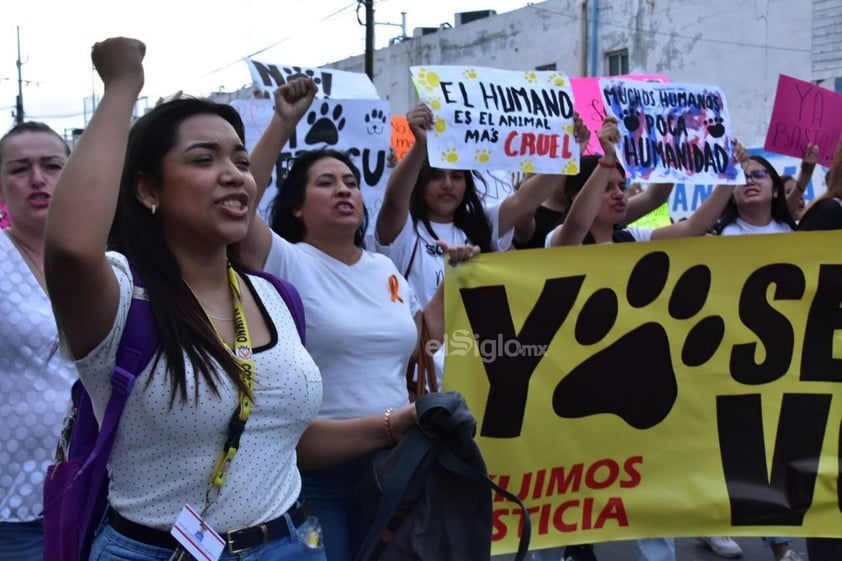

{"left": 705, "top": 117, "right": 726, "bottom": 138}
{"left": 304, "top": 102, "right": 346, "bottom": 146}
{"left": 365, "top": 109, "right": 387, "bottom": 135}
{"left": 622, "top": 110, "right": 643, "bottom": 132}
{"left": 553, "top": 251, "right": 724, "bottom": 429}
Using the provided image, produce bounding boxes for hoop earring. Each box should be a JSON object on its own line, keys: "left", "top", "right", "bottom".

{"left": 151, "top": 204, "right": 157, "bottom": 215}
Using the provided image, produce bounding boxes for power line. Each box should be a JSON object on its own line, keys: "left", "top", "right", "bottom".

{"left": 196, "top": 2, "right": 357, "bottom": 80}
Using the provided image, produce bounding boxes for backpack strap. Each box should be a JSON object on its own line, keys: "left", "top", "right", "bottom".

{"left": 437, "top": 449, "right": 531, "bottom": 561}
{"left": 77, "top": 267, "right": 159, "bottom": 560}
{"left": 403, "top": 237, "right": 420, "bottom": 279}
{"left": 355, "top": 429, "right": 434, "bottom": 561}
{"left": 248, "top": 269, "right": 306, "bottom": 345}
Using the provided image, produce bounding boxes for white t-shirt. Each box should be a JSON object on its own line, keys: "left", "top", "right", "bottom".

{"left": 375, "top": 205, "right": 514, "bottom": 308}
{"left": 543, "top": 225, "right": 655, "bottom": 247}
{"left": 0, "top": 231, "right": 78, "bottom": 522}
{"left": 265, "top": 234, "right": 419, "bottom": 419}
{"left": 719, "top": 218, "right": 792, "bottom": 236}
{"left": 69, "top": 253, "right": 321, "bottom": 531}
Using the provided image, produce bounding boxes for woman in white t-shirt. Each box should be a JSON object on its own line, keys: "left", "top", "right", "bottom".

{"left": 44, "top": 38, "right": 418, "bottom": 561}
{"left": 375, "top": 103, "right": 589, "bottom": 307}
{"left": 708, "top": 153, "right": 802, "bottom": 561}
{"left": 0, "top": 122, "right": 76, "bottom": 561}
{"left": 711, "top": 155, "right": 797, "bottom": 237}
{"left": 237, "top": 87, "right": 477, "bottom": 561}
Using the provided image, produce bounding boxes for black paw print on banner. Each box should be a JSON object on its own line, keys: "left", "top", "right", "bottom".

{"left": 705, "top": 117, "right": 726, "bottom": 138}
{"left": 365, "top": 109, "right": 387, "bottom": 135}
{"left": 281, "top": 66, "right": 326, "bottom": 91}
{"left": 553, "top": 251, "right": 725, "bottom": 429}
{"left": 304, "top": 103, "right": 346, "bottom": 146}
{"left": 622, "top": 110, "right": 643, "bottom": 132}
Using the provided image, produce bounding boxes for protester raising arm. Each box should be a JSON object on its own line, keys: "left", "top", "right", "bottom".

{"left": 548, "top": 117, "right": 735, "bottom": 247}
{"left": 44, "top": 37, "right": 146, "bottom": 358}
{"left": 235, "top": 78, "right": 317, "bottom": 270}
{"left": 377, "top": 102, "right": 591, "bottom": 248}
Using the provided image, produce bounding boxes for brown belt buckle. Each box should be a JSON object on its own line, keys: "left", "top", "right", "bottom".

{"left": 226, "top": 523, "right": 269, "bottom": 554}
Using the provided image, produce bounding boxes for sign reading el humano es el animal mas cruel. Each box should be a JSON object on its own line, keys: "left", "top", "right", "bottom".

{"left": 600, "top": 78, "right": 744, "bottom": 184}
{"left": 442, "top": 232, "right": 842, "bottom": 555}
{"left": 410, "top": 65, "right": 581, "bottom": 175}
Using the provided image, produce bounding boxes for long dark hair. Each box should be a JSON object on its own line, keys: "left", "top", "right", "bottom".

{"left": 409, "top": 161, "right": 493, "bottom": 252}
{"left": 712, "top": 155, "right": 796, "bottom": 234}
{"left": 268, "top": 149, "right": 369, "bottom": 247}
{"left": 108, "top": 98, "right": 251, "bottom": 404}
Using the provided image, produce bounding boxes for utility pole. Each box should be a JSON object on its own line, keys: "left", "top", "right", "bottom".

{"left": 15, "top": 26, "right": 24, "bottom": 125}
{"left": 364, "top": 0, "right": 374, "bottom": 79}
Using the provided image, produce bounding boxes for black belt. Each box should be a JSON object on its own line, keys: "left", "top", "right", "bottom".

{"left": 108, "top": 502, "right": 307, "bottom": 554}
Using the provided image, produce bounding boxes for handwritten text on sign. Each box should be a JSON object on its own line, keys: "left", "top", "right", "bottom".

{"left": 600, "top": 79, "right": 743, "bottom": 184}
{"left": 764, "top": 74, "right": 842, "bottom": 167}
{"left": 410, "top": 65, "right": 580, "bottom": 175}
{"left": 232, "top": 98, "right": 391, "bottom": 231}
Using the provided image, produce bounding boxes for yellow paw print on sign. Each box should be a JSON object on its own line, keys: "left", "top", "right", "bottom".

{"left": 475, "top": 148, "right": 492, "bottom": 164}
{"left": 415, "top": 68, "right": 441, "bottom": 92}
{"left": 563, "top": 161, "right": 580, "bottom": 175}
{"left": 524, "top": 71, "right": 538, "bottom": 84}
{"left": 442, "top": 147, "right": 459, "bottom": 164}
{"left": 520, "top": 160, "right": 536, "bottom": 173}
{"left": 429, "top": 96, "right": 443, "bottom": 110}
{"left": 547, "top": 73, "right": 567, "bottom": 87}
{"left": 463, "top": 68, "right": 478, "bottom": 79}
{"left": 433, "top": 116, "right": 447, "bottom": 136}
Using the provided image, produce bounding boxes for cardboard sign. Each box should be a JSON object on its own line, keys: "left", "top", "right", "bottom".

{"left": 764, "top": 74, "right": 842, "bottom": 167}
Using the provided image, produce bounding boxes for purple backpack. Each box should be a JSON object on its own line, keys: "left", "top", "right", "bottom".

{"left": 42, "top": 268, "right": 306, "bottom": 561}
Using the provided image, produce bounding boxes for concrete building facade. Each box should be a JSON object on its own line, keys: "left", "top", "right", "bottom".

{"left": 329, "top": 0, "right": 839, "bottom": 150}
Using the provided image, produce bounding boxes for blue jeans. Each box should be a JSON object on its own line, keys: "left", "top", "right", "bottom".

{"left": 301, "top": 458, "right": 370, "bottom": 561}
{"left": 762, "top": 537, "right": 792, "bottom": 546}
{"left": 636, "top": 538, "right": 675, "bottom": 561}
{"left": 0, "top": 519, "right": 43, "bottom": 561}
{"left": 89, "top": 515, "right": 326, "bottom": 561}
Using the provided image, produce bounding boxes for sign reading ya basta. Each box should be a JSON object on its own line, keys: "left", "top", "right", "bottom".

{"left": 442, "top": 231, "right": 842, "bottom": 554}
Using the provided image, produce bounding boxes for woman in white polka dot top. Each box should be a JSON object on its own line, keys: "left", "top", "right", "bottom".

{"left": 0, "top": 122, "right": 77, "bottom": 560}
{"left": 43, "top": 37, "right": 418, "bottom": 561}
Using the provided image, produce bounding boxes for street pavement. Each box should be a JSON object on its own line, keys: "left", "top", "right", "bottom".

{"left": 495, "top": 536, "right": 810, "bottom": 560}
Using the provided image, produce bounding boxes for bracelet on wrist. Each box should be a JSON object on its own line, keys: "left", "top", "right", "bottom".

{"left": 384, "top": 407, "right": 397, "bottom": 446}
{"left": 598, "top": 158, "right": 617, "bottom": 169}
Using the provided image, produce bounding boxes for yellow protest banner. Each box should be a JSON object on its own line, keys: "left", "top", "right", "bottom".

{"left": 443, "top": 231, "right": 842, "bottom": 555}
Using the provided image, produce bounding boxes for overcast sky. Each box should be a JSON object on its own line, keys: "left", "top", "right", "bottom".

{"left": 1, "top": 0, "right": 530, "bottom": 135}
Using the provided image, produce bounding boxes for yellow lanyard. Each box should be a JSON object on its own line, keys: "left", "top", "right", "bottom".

{"left": 197, "top": 264, "right": 255, "bottom": 503}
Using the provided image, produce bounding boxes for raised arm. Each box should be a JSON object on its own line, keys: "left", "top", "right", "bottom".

{"left": 235, "top": 79, "right": 317, "bottom": 271}
{"left": 787, "top": 143, "right": 818, "bottom": 216}
{"left": 649, "top": 184, "right": 732, "bottom": 239}
{"left": 44, "top": 37, "right": 146, "bottom": 358}
{"left": 649, "top": 140, "right": 749, "bottom": 240}
{"left": 622, "top": 182, "right": 674, "bottom": 225}
{"left": 548, "top": 117, "right": 621, "bottom": 247}
{"left": 376, "top": 103, "right": 431, "bottom": 245}
{"left": 497, "top": 112, "right": 590, "bottom": 234}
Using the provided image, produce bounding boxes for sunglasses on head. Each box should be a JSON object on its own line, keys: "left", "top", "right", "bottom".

{"left": 745, "top": 169, "right": 769, "bottom": 181}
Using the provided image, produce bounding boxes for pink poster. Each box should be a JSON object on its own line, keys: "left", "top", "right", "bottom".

{"left": 765, "top": 74, "right": 842, "bottom": 167}
{"left": 571, "top": 74, "right": 667, "bottom": 155}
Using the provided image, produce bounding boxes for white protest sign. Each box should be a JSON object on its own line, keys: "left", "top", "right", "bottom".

{"left": 244, "top": 58, "right": 379, "bottom": 99}
{"left": 409, "top": 65, "right": 580, "bottom": 174}
{"left": 231, "top": 98, "right": 392, "bottom": 234}
{"left": 599, "top": 79, "right": 744, "bottom": 184}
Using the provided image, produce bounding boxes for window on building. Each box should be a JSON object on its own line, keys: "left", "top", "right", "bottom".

{"left": 606, "top": 49, "right": 629, "bottom": 76}
{"left": 535, "top": 63, "right": 557, "bottom": 71}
